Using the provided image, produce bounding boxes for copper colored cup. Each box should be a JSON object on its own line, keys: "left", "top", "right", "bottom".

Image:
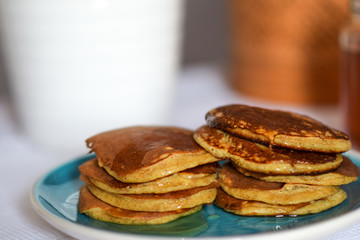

{"left": 227, "top": 0, "right": 349, "bottom": 104}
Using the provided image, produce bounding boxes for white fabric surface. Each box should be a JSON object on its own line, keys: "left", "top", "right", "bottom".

{"left": 0, "top": 65, "right": 359, "bottom": 240}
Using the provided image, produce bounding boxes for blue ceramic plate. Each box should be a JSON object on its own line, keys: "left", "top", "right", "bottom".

{"left": 31, "top": 151, "right": 360, "bottom": 240}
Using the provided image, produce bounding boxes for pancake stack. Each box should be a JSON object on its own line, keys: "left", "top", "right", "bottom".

{"left": 78, "top": 126, "right": 220, "bottom": 225}
{"left": 194, "top": 104, "right": 359, "bottom": 216}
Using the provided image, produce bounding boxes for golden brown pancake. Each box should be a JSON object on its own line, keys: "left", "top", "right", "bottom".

{"left": 194, "top": 125, "right": 343, "bottom": 175}
{"left": 87, "top": 182, "right": 218, "bottom": 212}
{"left": 86, "top": 126, "right": 219, "bottom": 183}
{"left": 78, "top": 186, "right": 202, "bottom": 225}
{"left": 79, "top": 158, "right": 219, "bottom": 194}
{"left": 205, "top": 104, "right": 351, "bottom": 153}
{"left": 235, "top": 156, "right": 360, "bottom": 185}
{"left": 215, "top": 188, "right": 347, "bottom": 216}
{"left": 219, "top": 162, "right": 340, "bottom": 205}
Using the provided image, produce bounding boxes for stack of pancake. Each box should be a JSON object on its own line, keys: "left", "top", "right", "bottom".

{"left": 194, "top": 104, "right": 359, "bottom": 216}
{"left": 78, "top": 126, "right": 220, "bottom": 225}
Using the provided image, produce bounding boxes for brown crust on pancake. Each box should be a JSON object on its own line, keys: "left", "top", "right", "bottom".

{"left": 79, "top": 158, "right": 219, "bottom": 194}
{"left": 86, "top": 126, "right": 219, "bottom": 183}
{"left": 122, "top": 182, "right": 219, "bottom": 200}
{"left": 79, "top": 159, "right": 128, "bottom": 188}
{"left": 87, "top": 182, "right": 219, "bottom": 201}
{"left": 234, "top": 156, "right": 359, "bottom": 185}
{"left": 220, "top": 161, "right": 283, "bottom": 190}
{"left": 86, "top": 126, "right": 202, "bottom": 175}
{"left": 87, "top": 183, "right": 218, "bottom": 212}
{"left": 78, "top": 186, "right": 202, "bottom": 225}
{"left": 215, "top": 188, "right": 347, "bottom": 216}
{"left": 334, "top": 156, "right": 360, "bottom": 177}
{"left": 219, "top": 162, "right": 340, "bottom": 205}
{"left": 215, "top": 188, "right": 308, "bottom": 215}
{"left": 205, "top": 104, "right": 351, "bottom": 153}
{"left": 194, "top": 125, "right": 343, "bottom": 174}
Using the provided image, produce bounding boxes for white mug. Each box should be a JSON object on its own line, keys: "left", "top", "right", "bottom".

{"left": 0, "top": 0, "right": 184, "bottom": 156}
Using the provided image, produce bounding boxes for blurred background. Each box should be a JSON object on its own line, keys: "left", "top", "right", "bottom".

{"left": 0, "top": 0, "right": 230, "bottom": 99}
{"left": 0, "top": 0, "right": 359, "bottom": 156}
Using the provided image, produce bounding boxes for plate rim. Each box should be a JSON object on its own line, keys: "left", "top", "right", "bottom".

{"left": 30, "top": 150, "right": 360, "bottom": 240}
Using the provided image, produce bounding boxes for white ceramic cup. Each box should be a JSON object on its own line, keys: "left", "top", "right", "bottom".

{"left": 0, "top": 0, "right": 184, "bottom": 155}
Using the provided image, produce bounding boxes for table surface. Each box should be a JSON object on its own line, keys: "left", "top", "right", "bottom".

{"left": 0, "top": 64, "right": 359, "bottom": 240}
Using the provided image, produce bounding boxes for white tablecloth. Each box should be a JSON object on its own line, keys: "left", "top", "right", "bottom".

{"left": 0, "top": 65, "right": 359, "bottom": 240}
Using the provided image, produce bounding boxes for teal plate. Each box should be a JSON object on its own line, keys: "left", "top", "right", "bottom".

{"left": 31, "top": 151, "right": 360, "bottom": 240}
